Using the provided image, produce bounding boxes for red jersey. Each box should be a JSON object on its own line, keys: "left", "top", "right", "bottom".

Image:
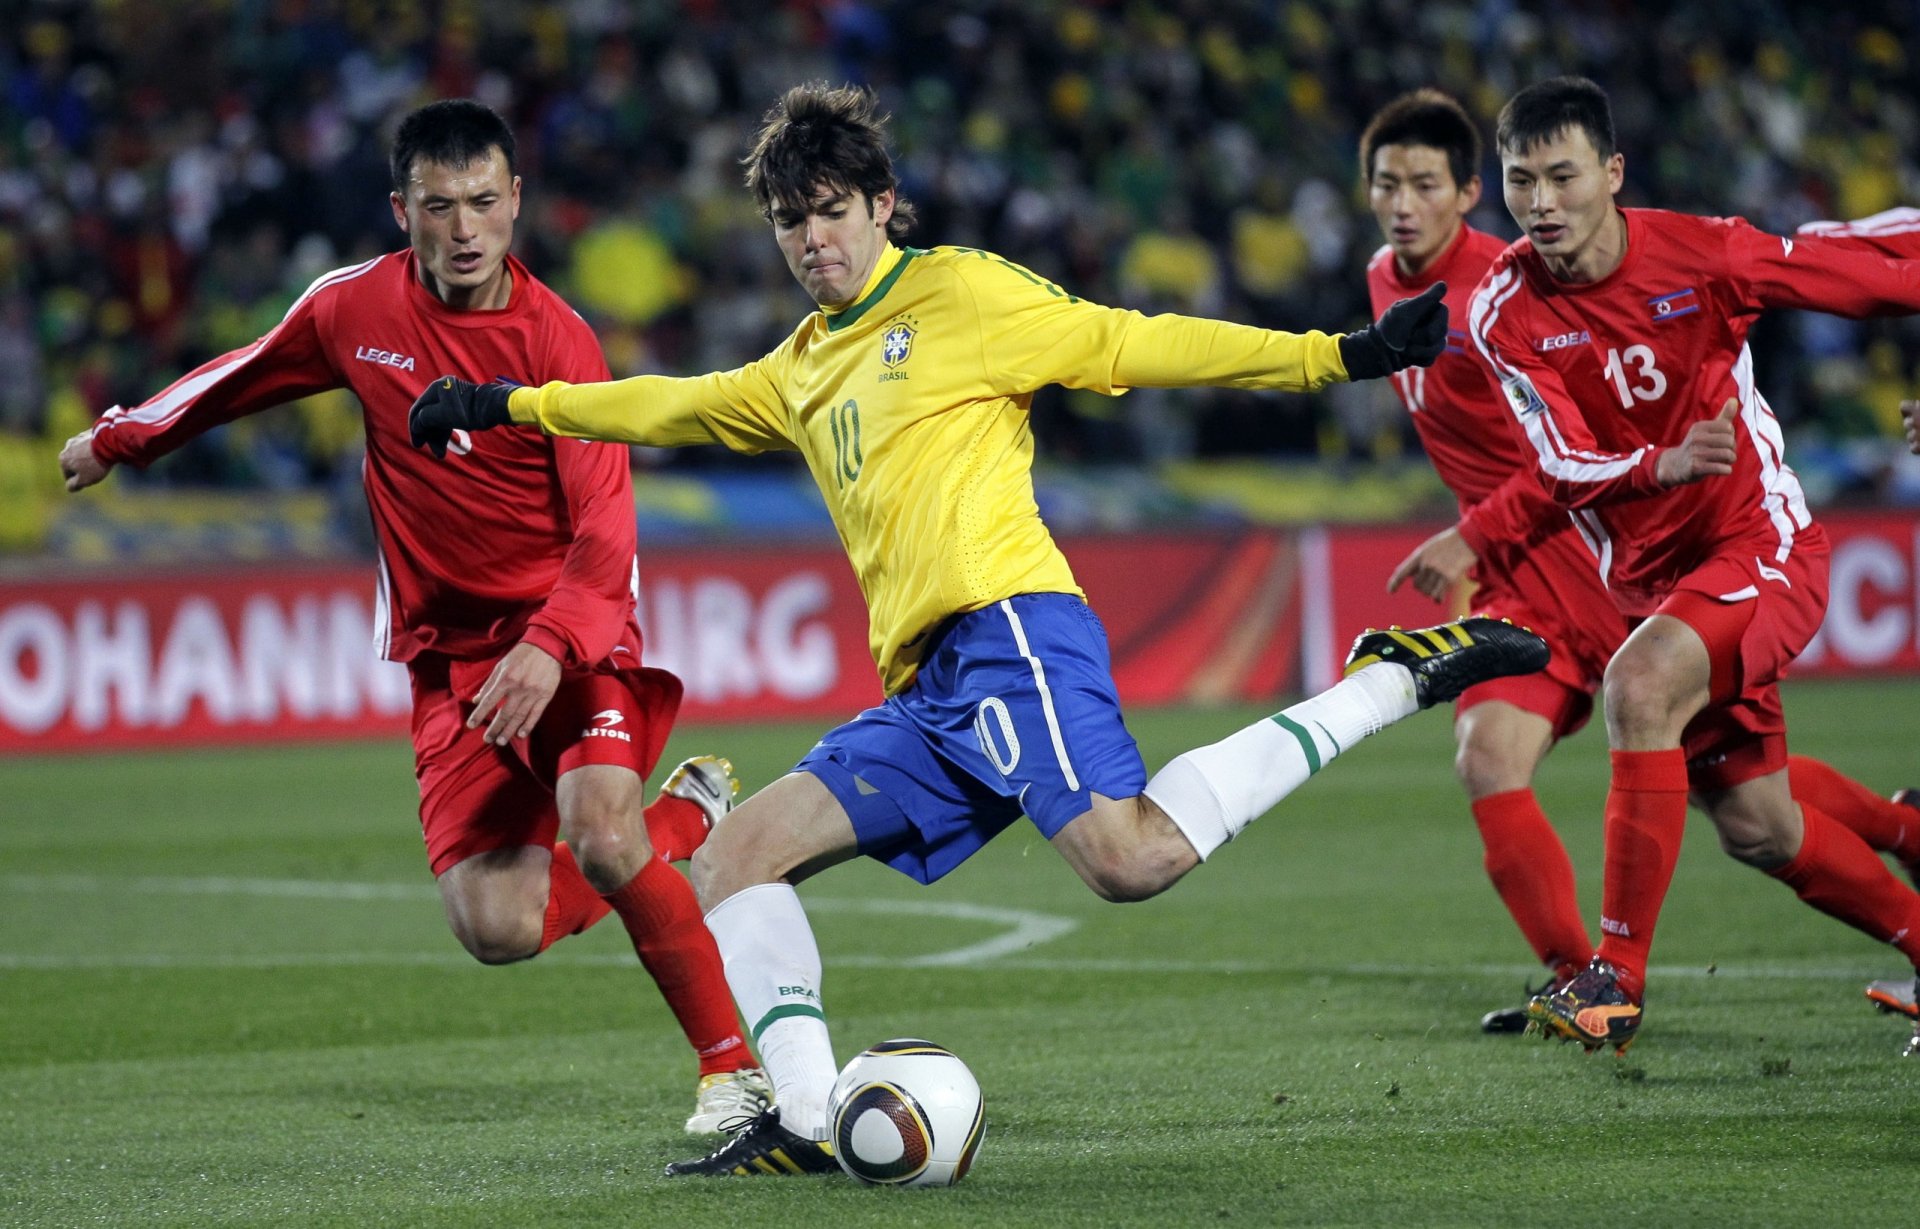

{"left": 1468, "top": 208, "right": 1920, "bottom": 614}
{"left": 1366, "top": 224, "right": 1567, "bottom": 557}
{"left": 90, "top": 251, "right": 637, "bottom": 668}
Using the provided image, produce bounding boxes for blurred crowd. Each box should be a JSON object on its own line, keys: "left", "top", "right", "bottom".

{"left": 2, "top": 0, "right": 1918, "bottom": 549}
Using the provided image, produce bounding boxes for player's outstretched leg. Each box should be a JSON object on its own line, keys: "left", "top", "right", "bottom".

{"left": 1144, "top": 617, "right": 1548, "bottom": 862}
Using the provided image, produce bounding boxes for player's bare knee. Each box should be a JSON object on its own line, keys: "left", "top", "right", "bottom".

{"left": 1709, "top": 806, "right": 1796, "bottom": 869}
{"left": 558, "top": 777, "right": 650, "bottom": 890}
{"left": 1075, "top": 850, "right": 1170, "bottom": 904}
{"left": 1066, "top": 803, "right": 1184, "bottom": 903}
{"left": 453, "top": 913, "right": 542, "bottom": 965}
{"left": 1454, "top": 734, "right": 1526, "bottom": 798}
{"left": 1602, "top": 657, "right": 1684, "bottom": 745}
{"left": 566, "top": 815, "right": 648, "bottom": 893}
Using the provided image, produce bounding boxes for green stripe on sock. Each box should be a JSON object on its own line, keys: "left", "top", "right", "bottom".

{"left": 1270, "top": 713, "right": 1322, "bottom": 775}
{"left": 751, "top": 1003, "right": 826, "bottom": 1044}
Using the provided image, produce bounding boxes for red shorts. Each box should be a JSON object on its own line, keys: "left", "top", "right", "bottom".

{"left": 1457, "top": 528, "right": 1626, "bottom": 740}
{"left": 1658, "top": 526, "right": 1830, "bottom": 792}
{"left": 409, "top": 653, "right": 684, "bottom": 876}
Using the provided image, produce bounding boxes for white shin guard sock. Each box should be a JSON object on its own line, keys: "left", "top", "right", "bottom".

{"left": 1144, "top": 662, "right": 1419, "bottom": 859}
{"left": 703, "top": 883, "right": 839, "bottom": 1140}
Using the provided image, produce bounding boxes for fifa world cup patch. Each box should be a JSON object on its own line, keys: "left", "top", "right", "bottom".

{"left": 1501, "top": 373, "right": 1549, "bottom": 418}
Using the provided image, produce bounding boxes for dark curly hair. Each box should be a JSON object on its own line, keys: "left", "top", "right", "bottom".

{"left": 743, "top": 83, "right": 916, "bottom": 241}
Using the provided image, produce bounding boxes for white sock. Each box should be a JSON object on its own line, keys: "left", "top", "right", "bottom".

{"left": 703, "top": 883, "right": 839, "bottom": 1140}
{"left": 1143, "top": 662, "right": 1418, "bottom": 859}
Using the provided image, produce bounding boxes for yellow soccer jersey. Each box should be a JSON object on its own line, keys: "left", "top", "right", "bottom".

{"left": 509, "top": 244, "right": 1350, "bottom": 694}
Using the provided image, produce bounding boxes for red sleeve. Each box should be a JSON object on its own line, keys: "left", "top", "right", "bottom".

{"left": 1728, "top": 216, "right": 1920, "bottom": 317}
{"left": 90, "top": 271, "right": 344, "bottom": 468}
{"left": 1456, "top": 463, "right": 1569, "bottom": 555}
{"left": 517, "top": 316, "right": 635, "bottom": 670}
{"left": 1795, "top": 208, "right": 1920, "bottom": 260}
{"left": 1468, "top": 268, "right": 1666, "bottom": 509}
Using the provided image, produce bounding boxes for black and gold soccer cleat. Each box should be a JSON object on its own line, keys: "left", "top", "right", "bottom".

{"left": 1525, "top": 957, "right": 1643, "bottom": 1055}
{"left": 664, "top": 1107, "right": 839, "bottom": 1178}
{"left": 1343, "top": 617, "right": 1549, "bottom": 710}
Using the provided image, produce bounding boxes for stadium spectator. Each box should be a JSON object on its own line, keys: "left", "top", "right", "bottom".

{"left": 4, "top": 2, "right": 1915, "bottom": 511}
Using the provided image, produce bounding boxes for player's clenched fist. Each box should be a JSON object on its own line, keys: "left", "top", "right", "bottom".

{"left": 409, "top": 375, "right": 515, "bottom": 457}
{"left": 1655, "top": 399, "right": 1740, "bottom": 488}
{"left": 1903, "top": 400, "right": 1919, "bottom": 456}
{"left": 1339, "top": 281, "right": 1449, "bottom": 380}
{"left": 57, "top": 431, "right": 110, "bottom": 492}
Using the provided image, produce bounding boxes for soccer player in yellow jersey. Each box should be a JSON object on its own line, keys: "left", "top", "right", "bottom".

{"left": 410, "top": 83, "right": 1548, "bottom": 1175}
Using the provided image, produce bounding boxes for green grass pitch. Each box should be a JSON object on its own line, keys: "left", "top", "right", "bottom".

{"left": 5, "top": 679, "right": 1919, "bottom": 1226}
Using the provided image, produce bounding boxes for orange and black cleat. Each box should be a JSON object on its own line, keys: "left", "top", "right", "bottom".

{"left": 1526, "top": 957, "right": 1643, "bottom": 1055}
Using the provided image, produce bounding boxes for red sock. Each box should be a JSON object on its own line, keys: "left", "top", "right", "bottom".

{"left": 539, "top": 842, "right": 613, "bottom": 953}
{"left": 644, "top": 795, "right": 710, "bottom": 863}
{"left": 1769, "top": 804, "right": 1920, "bottom": 966}
{"left": 1595, "top": 749, "right": 1690, "bottom": 1000}
{"left": 604, "top": 857, "right": 753, "bottom": 1076}
{"left": 1787, "top": 755, "right": 1920, "bottom": 864}
{"left": 1471, "top": 788, "right": 1594, "bottom": 979}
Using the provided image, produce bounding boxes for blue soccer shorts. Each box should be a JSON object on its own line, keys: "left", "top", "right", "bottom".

{"left": 796, "top": 592, "right": 1147, "bottom": 884}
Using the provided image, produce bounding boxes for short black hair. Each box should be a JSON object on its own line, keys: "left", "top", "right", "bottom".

{"left": 1496, "top": 76, "right": 1616, "bottom": 161}
{"left": 390, "top": 99, "right": 516, "bottom": 193}
{"left": 1359, "top": 89, "right": 1482, "bottom": 190}
{"left": 743, "top": 83, "right": 916, "bottom": 241}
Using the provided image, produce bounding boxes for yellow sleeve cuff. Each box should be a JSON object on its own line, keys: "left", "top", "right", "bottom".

{"left": 507, "top": 385, "right": 542, "bottom": 425}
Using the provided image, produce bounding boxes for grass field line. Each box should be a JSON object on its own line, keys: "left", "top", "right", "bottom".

{"left": 1, "top": 871, "right": 1080, "bottom": 968}
{"left": 0, "top": 871, "right": 1891, "bottom": 983}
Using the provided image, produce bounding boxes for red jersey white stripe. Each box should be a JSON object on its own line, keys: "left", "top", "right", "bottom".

{"left": 1468, "top": 208, "right": 1920, "bottom": 614}
{"left": 91, "top": 250, "right": 642, "bottom": 668}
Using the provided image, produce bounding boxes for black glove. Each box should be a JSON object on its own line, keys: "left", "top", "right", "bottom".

{"left": 409, "top": 376, "right": 515, "bottom": 458}
{"left": 1338, "top": 281, "right": 1449, "bottom": 380}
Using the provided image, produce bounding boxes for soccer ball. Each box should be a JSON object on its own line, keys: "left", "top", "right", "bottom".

{"left": 826, "top": 1039, "right": 985, "bottom": 1187}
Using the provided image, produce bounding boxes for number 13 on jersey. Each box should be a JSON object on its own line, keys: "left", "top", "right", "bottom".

{"left": 1602, "top": 344, "right": 1667, "bottom": 408}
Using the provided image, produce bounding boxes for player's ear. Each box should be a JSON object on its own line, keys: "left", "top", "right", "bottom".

{"left": 390, "top": 191, "right": 410, "bottom": 235}
{"left": 871, "top": 189, "right": 895, "bottom": 229}
{"left": 1604, "top": 152, "right": 1625, "bottom": 194}
{"left": 510, "top": 175, "right": 522, "bottom": 221}
{"left": 1461, "top": 174, "right": 1483, "bottom": 212}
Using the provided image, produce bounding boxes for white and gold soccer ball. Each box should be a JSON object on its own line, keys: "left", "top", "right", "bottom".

{"left": 826, "top": 1039, "right": 985, "bottom": 1187}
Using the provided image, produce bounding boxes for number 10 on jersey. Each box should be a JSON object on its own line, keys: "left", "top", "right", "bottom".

{"left": 830, "top": 398, "right": 864, "bottom": 487}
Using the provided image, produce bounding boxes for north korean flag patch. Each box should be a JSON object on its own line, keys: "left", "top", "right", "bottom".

{"left": 1648, "top": 288, "right": 1699, "bottom": 322}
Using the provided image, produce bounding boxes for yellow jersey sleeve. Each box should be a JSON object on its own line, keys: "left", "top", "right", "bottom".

{"left": 508, "top": 343, "right": 798, "bottom": 454}
{"left": 941, "top": 248, "right": 1351, "bottom": 395}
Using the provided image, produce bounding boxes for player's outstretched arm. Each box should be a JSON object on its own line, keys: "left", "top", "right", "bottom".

{"left": 409, "top": 376, "right": 515, "bottom": 457}
{"left": 1338, "top": 282, "right": 1449, "bottom": 380}
{"left": 1654, "top": 400, "right": 1739, "bottom": 487}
